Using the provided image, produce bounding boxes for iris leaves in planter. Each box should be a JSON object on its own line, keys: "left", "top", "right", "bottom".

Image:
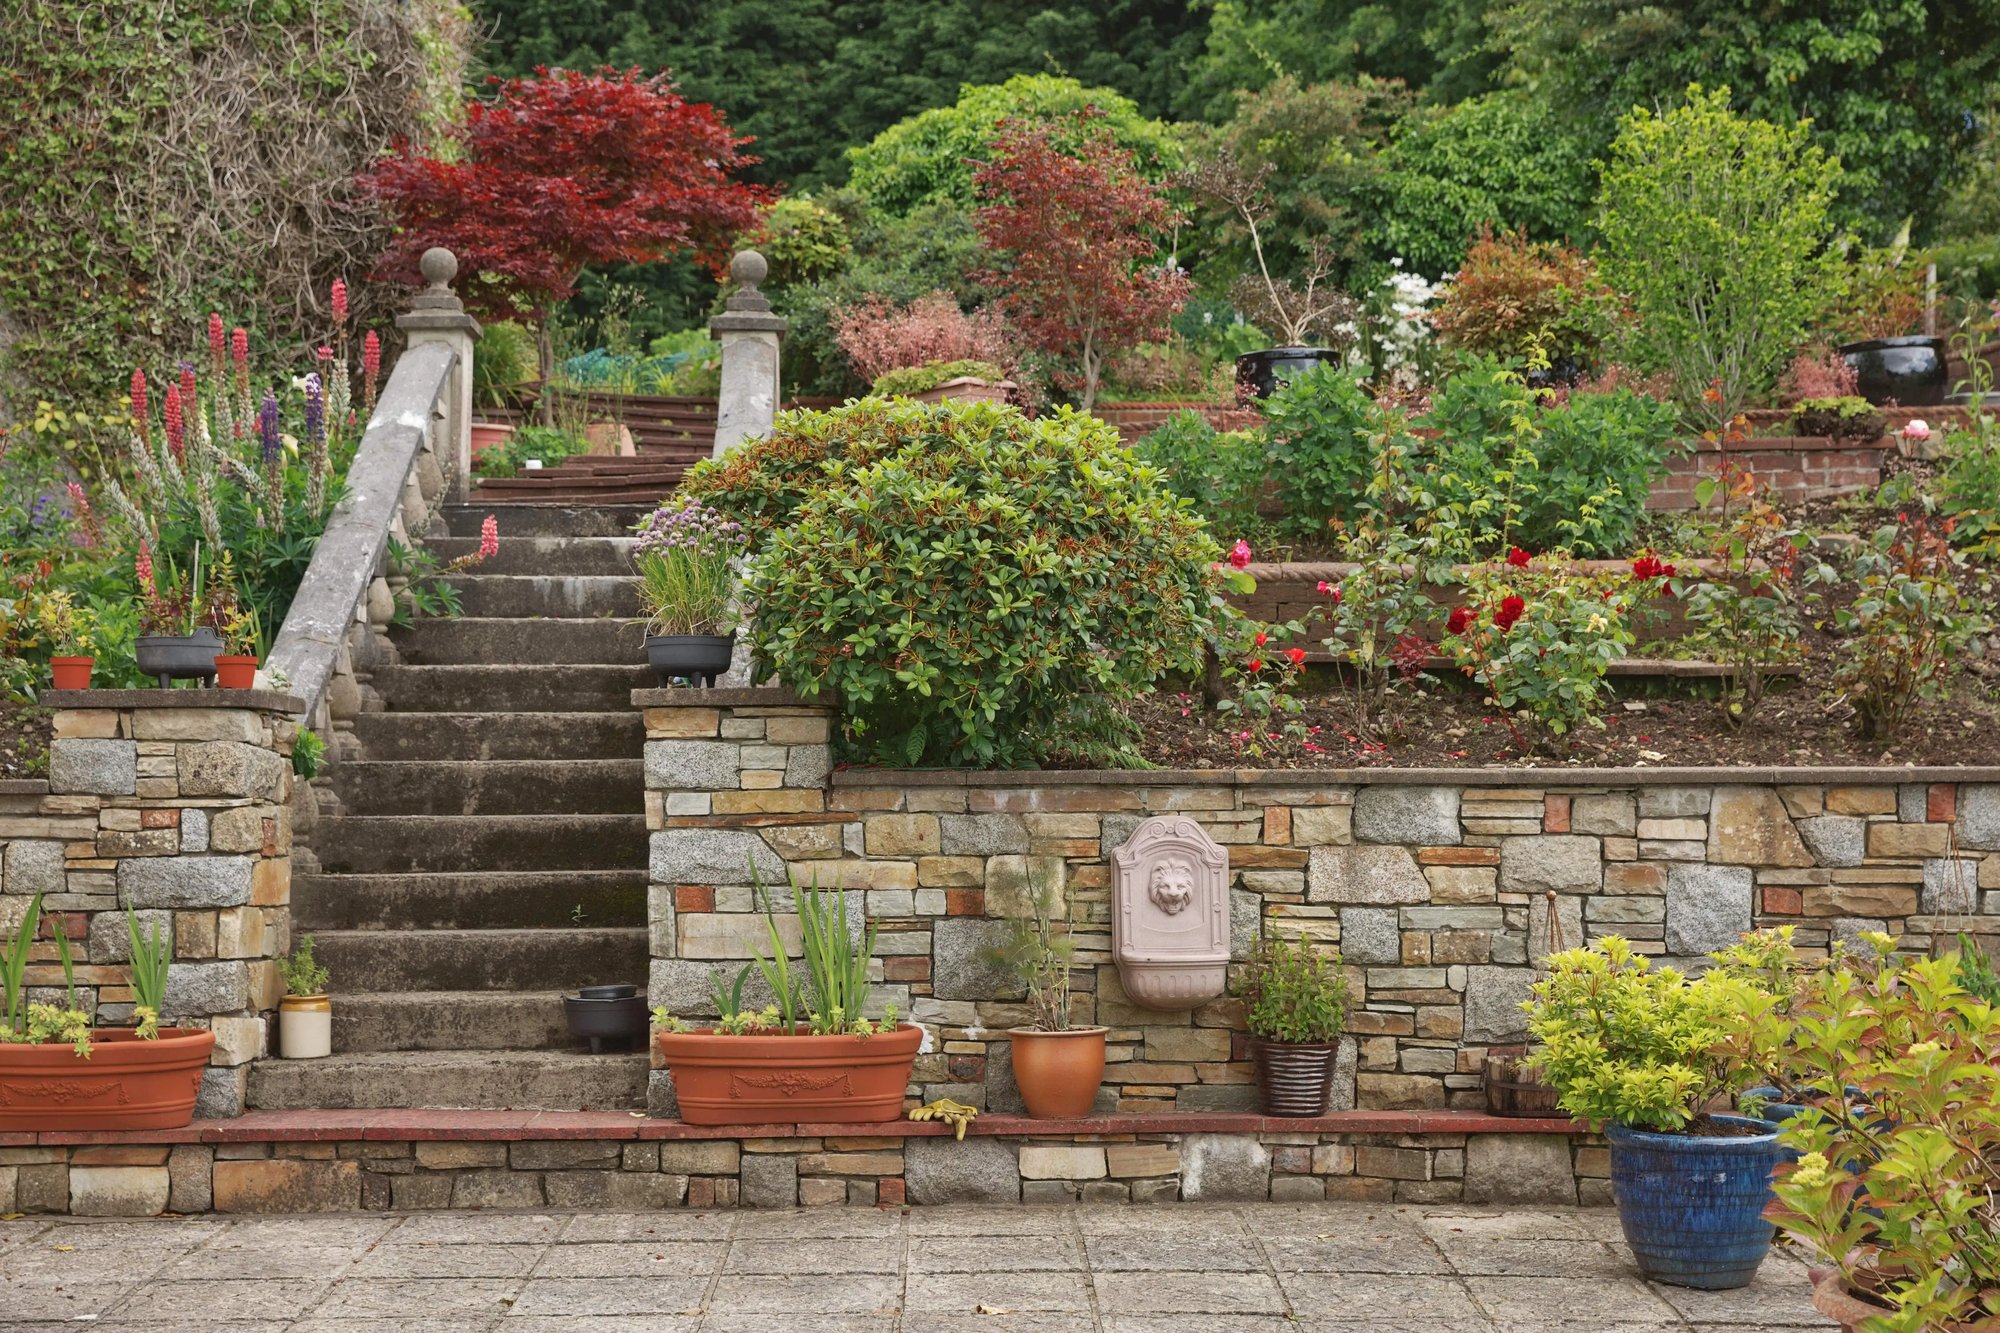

{"left": 126, "top": 903, "right": 171, "bottom": 1041}
{"left": 2, "top": 893, "right": 91, "bottom": 1056}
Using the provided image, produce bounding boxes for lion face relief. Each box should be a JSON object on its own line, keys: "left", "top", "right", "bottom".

{"left": 1148, "top": 858, "right": 1196, "bottom": 915}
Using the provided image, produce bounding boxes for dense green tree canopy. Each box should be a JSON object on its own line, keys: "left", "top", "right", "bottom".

{"left": 475, "top": 0, "right": 1206, "bottom": 188}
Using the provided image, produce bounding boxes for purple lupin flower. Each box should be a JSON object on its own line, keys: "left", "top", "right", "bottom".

{"left": 259, "top": 391, "right": 281, "bottom": 465}
{"left": 303, "top": 374, "right": 325, "bottom": 449}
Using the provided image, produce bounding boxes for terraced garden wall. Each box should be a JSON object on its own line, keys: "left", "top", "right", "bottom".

{"left": 641, "top": 689, "right": 2000, "bottom": 1123}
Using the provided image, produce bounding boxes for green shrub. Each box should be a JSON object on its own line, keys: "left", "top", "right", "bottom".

{"left": 1234, "top": 935, "right": 1348, "bottom": 1044}
{"left": 1130, "top": 411, "right": 1263, "bottom": 531}
{"left": 1940, "top": 411, "right": 2000, "bottom": 556}
{"left": 1258, "top": 364, "right": 1402, "bottom": 538}
{"left": 474, "top": 424, "right": 590, "bottom": 481}
{"left": 1429, "top": 229, "right": 1623, "bottom": 370}
{"left": 1598, "top": 86, "right": 1844, "bottom": 428}
{"left": 740, "top": 399, "right": 1218, "bottom": 768}
{"left": 1422, "top": 362, "right": 1675, "bottom": 557}
{"left": 869, "top": 359, "right": 1005, "bottom": 397}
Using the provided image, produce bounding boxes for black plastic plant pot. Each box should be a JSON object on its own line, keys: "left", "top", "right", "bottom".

{"left": 135, "top": 628, "right": 224, "bottom": 688}
{"left": 1235, "top": 347, "right": 1337, "bottom": 399}
{"left": 562, "top": 984, "right": 649, "bottom": 1054}
{"left": 1250, "top": 1036, "right": 1340, "bottom": 1116}
{"left": 645, "top": 632, "right": 735, "bottom": 688}
{"left": 1839, "top": 335, "right": 1948, "bottom": 407}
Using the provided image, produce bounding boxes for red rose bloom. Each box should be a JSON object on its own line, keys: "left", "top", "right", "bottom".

{"left": 1285, "top": 647, "right": 1306, "bottom": 667}
{"left": 1445, "top": 606, "right": 1473, "bottom": 636}
{"left": 1493, "top": 594, "right": 1526, "bottom": 632}
{"left": 1506, "top": 546, "right": 1531, "bottom": 568}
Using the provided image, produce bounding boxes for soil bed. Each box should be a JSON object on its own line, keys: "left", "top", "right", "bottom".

{"left": 1120, "top": 653, "right": 2000, "bottom": 771}
{"left": 0, "top": 699, "right": 50, "bottom": 780}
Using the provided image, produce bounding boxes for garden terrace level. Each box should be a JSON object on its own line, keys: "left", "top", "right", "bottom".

{"left": 638, "top": 688, "right": 2000, "bottom": 1122}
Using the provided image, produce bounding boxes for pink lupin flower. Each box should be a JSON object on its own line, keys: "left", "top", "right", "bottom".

{"left": 65, "top": 482, "right": 99, "bottom": 549}
{"left": 179, "top": 364, "right": 198, "bottom": 424}
{"left": 331, "top": 278, "right": 348, "bottom": 324}
{"left": 135, "top": 540, "right": 153, "bottom": 589}
{"left": 208, "top": 313, "right": 225, "bottom": 370}
{"left": 131, "top": 369, "right": 150, "bottom": 447}
{"left": 478, "top": 514, "right": 499, "bottom": 561}
{"left": 317, "top": 345, "right": 334, "bottom": 365}
{"left": 163, "top": 383, "right": 185, "bottom": 460}
{"left": 362, "top": 330, "right": 381, "bottom": 409}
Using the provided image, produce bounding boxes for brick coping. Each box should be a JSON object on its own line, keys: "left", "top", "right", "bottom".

{"left": 3, "top": 1108, "right": 1580, "bottom": 1148}
{"left": 830, "top": 765, "right": 2000, "bottom": 788}
{"left": 42, "top": 688, "right": 304, "bottom": 712}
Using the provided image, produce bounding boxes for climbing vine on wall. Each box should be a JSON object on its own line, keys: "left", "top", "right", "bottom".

{"left": 0, "top": 0, "right": 468, "bottom": 441}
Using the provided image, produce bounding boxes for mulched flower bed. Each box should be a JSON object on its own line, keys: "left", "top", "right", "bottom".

{"left": 0, "top": 699, "right": 51, "bottom": 780}
{"left": 1122, "top": 653, "right": 2000, "bottom": 770}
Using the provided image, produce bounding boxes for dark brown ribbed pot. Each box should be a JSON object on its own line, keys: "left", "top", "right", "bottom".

{"left": 1251, "top": 1035, "right": 1339, "bottom": 1117}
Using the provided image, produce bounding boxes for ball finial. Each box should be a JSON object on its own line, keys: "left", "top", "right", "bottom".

{"left": 729, "top": 249, "right": 768, "bottom": 290}
{"left": 419, "top": 247, "right": 458, "bottom": 289}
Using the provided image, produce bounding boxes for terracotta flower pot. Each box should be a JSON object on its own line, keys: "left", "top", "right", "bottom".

{"left": 1808, "top": 1265, "right": 1922, "bottom": 1332}
{"left": 0, "top": 1027, "right": 215, "bottom": 1130}
{"left": 213, "top": 655, "right": 259, "bottom": 690}
{"left": 1008, "top": 1026, "right": 1107, "bottom": 1118}
{"left": 49, "top": 656, "right": 94, "bottom": 690}
{"left": 278, "top": 994, "right": 332, "bottom": 1059}
{"left": 469, "top": 421, "right": 515, "bottom": 459}
{"left": 656, "top": 1023, "right": 922, "bottom": 1125}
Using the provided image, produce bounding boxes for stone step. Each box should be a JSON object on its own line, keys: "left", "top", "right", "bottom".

{"left": 332, "top": 990, "right": 583, "bottom": 1052}
{"left": 309, "top": 926, "right": 647, "bottom": 991}
{"left": 391, "top": 616, "right": 638, "bottom": 665}
{"left": 368, "top": 663, "right": 654, "bottom": 712}
{"left": 295, "top": 870, "right": 647, "bottom": 931}
{"left": 312, "top": 813, "right": 646, "bottom": 873}
{"left": 329, "top": 759, "right": 644, "bottom": 816}
{"left": 447, "top": 505, "right": 650, "bottom": 538}
{"left": 347, "top": 711, "right": 643, "bottom": 761}
{"left": 450, "top": 575, "right": 640, "bottom": 619}
{"left": 427, "top": 535, "right": 636, "bottom": 576}
{"left": 247, "top": 1049, "right": 649, "bottom": 1110}
{"left": 474, "top": 472, "right": 684, "bottom": 504}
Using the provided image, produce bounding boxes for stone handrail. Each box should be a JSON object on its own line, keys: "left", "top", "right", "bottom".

{"left": 262, "top": 249, "right": 478, "bottom": 730}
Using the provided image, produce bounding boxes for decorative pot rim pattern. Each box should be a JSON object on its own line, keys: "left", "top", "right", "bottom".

{"left": 1007, "top": 1025, "right": 1109, "bottom": 1038}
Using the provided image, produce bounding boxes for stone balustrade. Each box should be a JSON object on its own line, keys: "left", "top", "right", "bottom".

{"left": 2, "top": 691, "right": 303, "bottom": 1117}
{"left": 641, "top": 688, "right": 2000, "bottom": 1120}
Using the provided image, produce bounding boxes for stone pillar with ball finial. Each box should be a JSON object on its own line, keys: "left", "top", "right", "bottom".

{"left": 395, "top": 247, "right": 482, "bottom": 503}
{"left": 709, "top": 250, "right": 787, "bottom": 456}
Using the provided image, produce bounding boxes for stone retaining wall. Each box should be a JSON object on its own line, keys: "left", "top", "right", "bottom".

{"left": 641, "top": 689, "right": 2000, "bottom": 1119}
{"left": 1, "top": 692, "right": 303, "bottom": 1116}
{"left": 0, "top": 1116, "right": 1591, "bottom": 1214}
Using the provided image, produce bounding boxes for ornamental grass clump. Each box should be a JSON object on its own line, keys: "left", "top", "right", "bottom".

{"left": 632, "top": 497, "right": 746, "bottom": 636}
{"left": 735, "top": 398, "right": 1219, "bottom": 768}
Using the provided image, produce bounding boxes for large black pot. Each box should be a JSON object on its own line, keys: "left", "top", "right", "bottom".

{"left": 134, "top": 628, "right": 223, "bottom": 688}
{"left": 1235, "top": 347, "right": 1336, "bottom": 399}
{"left": 1839, "top": 335, "right": 1948, "bottom": 407}
{"left": 1250, "top": 1035, "right": 1341, "bottom": 1116}
{"left": 644, "top": 632, "right": 735, "bottom": 688}
{"left": 562, "top": 984, "right": 649, "bottom": 1054}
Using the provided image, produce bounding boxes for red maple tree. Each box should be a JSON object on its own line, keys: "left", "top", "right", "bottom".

{"left": 973, "top": 110, "right": 1189, "bottom": 410}
{"left": 360, "top": 67, "right": 768, "bottom": 404}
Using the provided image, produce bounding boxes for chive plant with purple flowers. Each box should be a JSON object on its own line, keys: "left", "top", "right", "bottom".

{"left": 632, "top": 498, "right": 747, "bottom": 636}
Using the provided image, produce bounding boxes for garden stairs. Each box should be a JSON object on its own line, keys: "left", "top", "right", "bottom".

{"left": 249, "top": 504, "right": 659, "bottom": 1111}
{"left": 471, "top": 395, "right": 717, "bottom": 505}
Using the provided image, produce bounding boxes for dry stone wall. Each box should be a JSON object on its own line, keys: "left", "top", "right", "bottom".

{"left": 642, "top": 689, "right": 2000, "bottom": 1117}
{"left": 1, "top": 692, "right": 302, "bottom": 1116}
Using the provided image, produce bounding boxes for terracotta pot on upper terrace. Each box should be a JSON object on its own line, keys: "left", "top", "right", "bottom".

{"left": 49, "top": 656, "right": 94, "bottom": 691}
{"left": 213, "top": 655, "right": 259, "bottom": 690}
{"left": 1008, "top": 1026, "right": 1107, "bottom": 1118}
{"left": 0, "top": 1028, "right": 216, "bottom": 1131}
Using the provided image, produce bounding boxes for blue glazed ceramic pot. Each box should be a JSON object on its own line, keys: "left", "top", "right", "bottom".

{"left": 1606, "top": 1114, "right": 1786, "bottom": 1290}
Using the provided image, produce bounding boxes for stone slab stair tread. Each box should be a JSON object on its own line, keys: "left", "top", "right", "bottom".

{"left": 308, "top": 926, "right": 648, "bottom": 991}
{"left": 365, "top": 663, "right": 656, "bottom": 713}
{"left": 312, "top": 812, "right": 647, "bottom": 874}
{"left": 247, "top": 1050, "right": 649, "bottom": 1111}
{"left": 329, "top": 758, "right": 645, "bottom": 816}
{"left": 331, "top": 990, "right": 588, "bottom": 1052}
{"left": 294, "top": 870, "right": 647, "bottom": 931}
{"left": 346, "top": 712, "right": 642, "bottom": 761}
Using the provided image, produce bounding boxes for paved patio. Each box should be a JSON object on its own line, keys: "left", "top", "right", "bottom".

{"left": 0, "top": 1203, "right": 1830, "bottom": 1331}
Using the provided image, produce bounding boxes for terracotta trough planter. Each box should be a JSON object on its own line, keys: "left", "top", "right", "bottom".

{"left": 656, "top": 1023, "right": 922, "bottom": 1125}
{"left": 0, "top": 1028, "right": 215, "bottom": 1131}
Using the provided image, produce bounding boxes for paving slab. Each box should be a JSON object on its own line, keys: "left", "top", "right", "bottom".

{"left": 0, "top": 1203, "right": 1832, "bottom": 1330}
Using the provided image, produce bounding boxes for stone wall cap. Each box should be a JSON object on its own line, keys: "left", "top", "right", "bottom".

{"left": 0, "top": 778, "right": 49, "bottom": 795}
{"left": 633, "top": 686, "right": 816, "bottom": 709}
{"left": 832, "top": 764, "right": 2000, "bottom": 788}
{"left": 42, "top": 688, "right": 304, "bottom": 713}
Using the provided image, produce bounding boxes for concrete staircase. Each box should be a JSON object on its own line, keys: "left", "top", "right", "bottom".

{"left": 249, "top": 505, "right": 657, "bottom": 1110}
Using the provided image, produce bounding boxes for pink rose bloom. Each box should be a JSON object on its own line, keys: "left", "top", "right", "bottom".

{"left": 1902, "top": 419, "right": 1931, "bottom": 441}
{"left": 1228, "top": 539, "right": 1253, "bottom": 569}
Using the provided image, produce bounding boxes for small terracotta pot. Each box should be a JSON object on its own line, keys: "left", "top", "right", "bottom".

{"left": 1808, "top": 1266, "right": 1911, "bottom": 1332}
{"left": 0, "top": 1027, "right": 215, "bottom": 1130}
{"left": 469, "top": 421, "right": 515, "bottom": 459}
{"left": 278, "top": 993, "right": 332, "bottom": 1059}
{"left": 50, "top": 656, "right": 94, "bottom": 690}
{"left": 1008, "top": 1026, "right": 1107, "bottom": 1119}
{"left": 656, "top": 1023, "right": 922, "bottom": 1125}
{"left": 213, "top": 655, "right": 259, "bottom": 690}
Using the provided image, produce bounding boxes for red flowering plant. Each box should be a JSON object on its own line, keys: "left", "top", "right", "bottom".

{"left": 1210, "top": 605, "right": 1317, "bottom": 760}
{"left": 1831, "top": 513, "right": 1985, "bottom": 740}
{"left": 1439, "top": 549, "right": 1648, "bottom": 753}
{"left": 1674, "top": 451, "right": 1835, "bottom": 727}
